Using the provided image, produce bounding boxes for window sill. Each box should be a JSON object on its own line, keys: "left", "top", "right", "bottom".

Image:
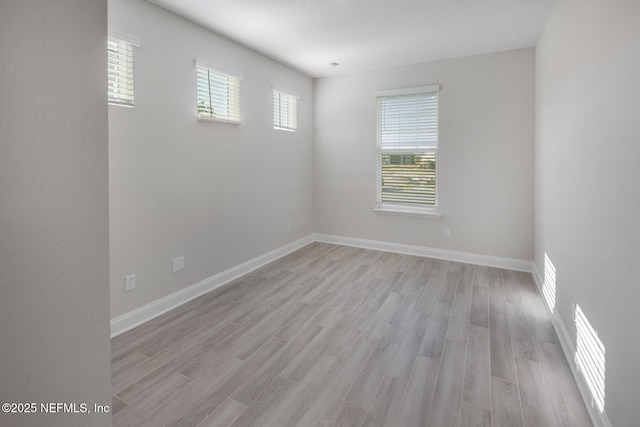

{"left": 197, "top": 116, "right": 241, "bottom": 125}
{"left": 273, "top": 126, "right": 296, "bottom": 132}
{"left": 373, "top": 204, "right": 443, "bottom": 219}
{"left": 108, "top": 100, "right": 134, "bottom": 108}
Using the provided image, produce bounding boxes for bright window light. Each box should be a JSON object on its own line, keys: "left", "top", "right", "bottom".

{"left": 543, "top": 253, "right": 556, "bottom": 312}
{"left": 195, "top": 60, "right": 242, "bottom": 124}
{"left": 108, "top": 34, "right": 138, "bottom": 106}
{"left": 376, "top": 85, "right": 440, "bottom": 208}
{"left": 575, "top": 304, "right": 606, "bottom": 413}
{"left": 273, "top": 89, "right": 298, "bottom": 131}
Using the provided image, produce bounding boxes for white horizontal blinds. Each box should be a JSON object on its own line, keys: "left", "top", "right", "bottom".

{"left": 196, "top": 66, "right": 213, "bottom": 117}
{"left": 380, "top": 152, "right": 437, "bottom": 206}
{"left": 377, "top": 85, "right": 439, "bottom": 207}
{"left": 272, "top": 90, "right": 298, "bottom": 131}
{"left": 377, "top": 89, "right": 439, "bottom": 151}
{"left": 107, "top": 36, "right": 135, "bottom": 106}
{"left": 196, "top": 63, "right": 241, "bottom": 123}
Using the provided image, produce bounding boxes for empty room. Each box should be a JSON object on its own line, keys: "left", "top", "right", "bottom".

{"left": 1, "top": 0, "right": 639, "bottom": 426}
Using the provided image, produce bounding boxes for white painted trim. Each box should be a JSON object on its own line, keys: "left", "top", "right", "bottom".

{"left": 112, "top": 232, "right": 533, "bottom": 338}
{"left": 108, "top": 29, "right": 140, "bottom": 47}
{"left": 373, "top": 205, "right": 442, "bottom": 219}
{"left": 111, "top": 230, "right": 610, "bottom": 427}
{"left": 194, "top": 59, "right": 243, "bottom": 81}
{"left": 110, "top": 234, "right": 314, "bottom": 337}
{"left": 272, "top": 86, "right": 301, "bottom": 100}
{"left": 376, "top": 84, "right": 440, "bottom": 96}
{"left": 112, "top": 233, "right": 533, "bottom": 338}
{"left": 197, "top": 115, "right": 241, "bottom": 125}
{"left": 532, "top": 264, "right": 612, "bottom": 427}
{"left": 315, "top": 234, "right": 533, "bottom": 272}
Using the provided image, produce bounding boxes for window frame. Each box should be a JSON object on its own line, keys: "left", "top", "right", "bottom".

{"left": 107, "top": 31, "right": 139, "bottom": 107}
{"left": 195, "top": 60, "right": 243, "bottom": 124}
{"left": 272, "top": 88, "right": 299, "bottom": 132}
{"left": 374, "top": 85, "right": 442, "bottom": 218}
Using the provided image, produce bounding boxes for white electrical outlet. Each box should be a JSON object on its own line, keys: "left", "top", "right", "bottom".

{"left": 125, "top": 274, "right": 136, "bottom": 291}
{"left": 444, "top": 228, "right": 451, "bottom": 238}
{"left": 172, "top": 256, "right": 185, "bottom": 273}
{"left": 287, "top": 222, "right": 292, "bottom": 232}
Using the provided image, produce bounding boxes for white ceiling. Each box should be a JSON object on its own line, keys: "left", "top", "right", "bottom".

{"left": 147, "top": 0, "right": 555, "bottom": 78}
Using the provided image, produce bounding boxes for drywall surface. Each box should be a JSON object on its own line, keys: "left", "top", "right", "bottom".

{"left": 0, "top": 1, "right": 112, "bottom": 426}
{"left": 314, "top": 49, "right": 535, "bottom": 260}
{"left": 108, "top": 0, "right": 314, "bottom": 318}
{"left": 535, "top": 0, "right": 640, "bottom": 425}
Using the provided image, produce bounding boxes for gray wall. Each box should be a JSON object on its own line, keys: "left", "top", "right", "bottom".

{"left": 0, "top": 1, "right": 112, "bottom": 426}
{"left": 535, "top": 0, "right": 640, "bottom": 425}
{"left": 314, "top": 49, "right": 535, "bottom": 261}
{"left": 108, "top": 0, "right": 315, "bottom": 318}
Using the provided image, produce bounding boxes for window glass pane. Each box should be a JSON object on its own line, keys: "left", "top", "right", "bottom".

{"left": 197, "top": 65, "right": 241, "bottom": 123}
{"left": 380, "top": 153, "right": 436, "bottom": 206}
{"left": 273, "top": 90, "right": 298, "bottom": 131}
{"left": 377, "top": 87, "right": 439, "bottom": 207}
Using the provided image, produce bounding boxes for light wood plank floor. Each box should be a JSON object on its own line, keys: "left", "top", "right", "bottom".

{"left": 111, "top": 243, "right": 592, "bottom": 427}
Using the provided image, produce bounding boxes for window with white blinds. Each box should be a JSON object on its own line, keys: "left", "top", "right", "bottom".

{"left": 107, "top": 34, "right": 138, "bottom": 106}
{"left": 376, "top": 85, "right": 439, "bottom": 208}
{"left": 273, "top": 89, "right": 298, "bottom": 131}
{"left": 196, "top": 61, "right": 242, "bottom": 123}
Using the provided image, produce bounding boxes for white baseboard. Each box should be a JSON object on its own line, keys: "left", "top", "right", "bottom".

{"left": 111, "top": 231, "right": 612, "bottom": 426}
{"left": 110, "top": 234, "right": 315, "bottom": 337}
{"left": 112, "top": 233, "right": 533, "bottom": 338}
{"left": 532, "top": 264, "right": 612, "bottom": 427}
{"left": 315, "top": 234, "right": 534, "bottom": 272}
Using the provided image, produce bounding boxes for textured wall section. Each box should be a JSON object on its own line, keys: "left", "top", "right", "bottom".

{"left": 314, "top": 49, "right": 535, "bottom": 261}
{"left": 0, "top": 1, "right": 112, "bottom": 426}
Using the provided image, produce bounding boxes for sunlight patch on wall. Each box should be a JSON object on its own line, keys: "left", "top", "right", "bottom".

{"left": 575, "top": 304, "right": 606, "bottom": 413}
{"left": 543, "top": 253, "right": 556, "bottom": 312}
